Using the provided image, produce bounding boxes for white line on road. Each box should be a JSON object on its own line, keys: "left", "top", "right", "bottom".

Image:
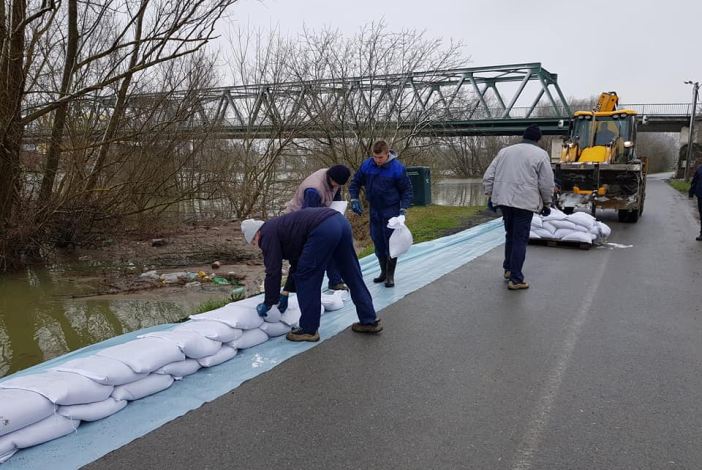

{"left": 511, "top": 251, "right": 612, "bottom": 470}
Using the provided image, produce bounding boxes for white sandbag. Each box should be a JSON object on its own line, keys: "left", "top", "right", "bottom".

{"left": 190, "top": 303, "right": 264, "bottom": 330}
{"left": 567, "top": 211, "right": 596, "bottom": 229}
{"left": 53, "top": 355, "right": 147, "bottom": 386}
{"left": 532, "top": 228, "right": 555, "bottom": 239}
{"left": 139, "top": 330, "right": 221, "bottom": 359}
{"left": 569, "top": 223, "right": 590, "bottom": 233}
{"left": 553, "top": 228, "right": 574, "bottom": 239}
{"left": 321, "top": 291, "right": 344, "bottom": 311}
{"left": 542, "top": 207, "right": 568, "bottom": 221}
{"left": 227, "top": 328, "right": 269, "bottom": 349}
{"left": 259, "top": 322, "right": 291, "bottom": 337}
{"left": 197, "top": 346, "right": 238, "bottom": 367}
{"left": 280, "top": 306, "right": 302, "bottom": 327}
{"left": 549, "top": 219, "right": 578, "bottom": 231}
{"left": 155, "top": 359, "right": 201, "bottom": 378}
{"left": 561, "top": 231, "right": 595, "bottom": 243}
{"left": 530, "top": 216, "right": 543, "bottom": 229}
{"left": 58, "top": 397, "right": 127, "bottom": 422}
{"left": 329, "top": 200, "right": 347, "bottom": 214}
{"left": 263, "top": 305, "right": 283, "bottom": 323}
{"left": 529, "top": 230, "right": 542, "bottom": 239}
{"left": 0, "top": 414, "right": 79, "bottom": 453}
{"left": 174, "top": 320, "right": 242, "bottom": 343}
{"left": 96, "top": 337, "right": 185, "bottom": 374}
{"left": 541, "top": 221, "right": 558, "bottom": 234}
{"left": 387, "top": 215, "right": 413, "bottom": 258}
{"left": 0, "top": 389, "right": 55, "bottom": 437}
{"left": 597, "top": 221, "right": 612, "bottom": 238}
{"left": 0, "top": 371, "right": 113, "bottom": 406}
{"left": 112, "top": 374, "right": 174, "bottom": 401}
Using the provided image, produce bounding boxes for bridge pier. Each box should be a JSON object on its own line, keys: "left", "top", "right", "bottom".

{"left": 677, "top": 124, "right": 702, "bottom": 178}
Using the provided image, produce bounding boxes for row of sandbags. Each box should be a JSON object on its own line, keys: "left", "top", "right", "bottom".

{"left": 529, "top": 208, "right": 612, "bottom": 245}
{"left": 0, "top": 290, "right": 347, "bottom": 464}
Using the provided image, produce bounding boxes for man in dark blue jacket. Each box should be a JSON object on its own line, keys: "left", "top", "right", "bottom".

{"left": 242, "top": 208, "right": 382, "bottom": 342}
{"left": 349, "top": 140, "right": 413, "bottom": 288}
{"left": 689, "top": 163, "right": 702, "bottom": 241}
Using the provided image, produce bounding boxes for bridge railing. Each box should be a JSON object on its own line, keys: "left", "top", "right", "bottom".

{"left": 619, "top": 103, "right": 702, "bottom": 116}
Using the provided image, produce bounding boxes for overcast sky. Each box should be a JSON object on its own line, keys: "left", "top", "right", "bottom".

{"left": 221, "top": 0, "right": 702, "bottom": 104}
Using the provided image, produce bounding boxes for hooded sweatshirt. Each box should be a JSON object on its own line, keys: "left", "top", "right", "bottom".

{"left": 284, "top": 168, "right": 341, "bottom": 213}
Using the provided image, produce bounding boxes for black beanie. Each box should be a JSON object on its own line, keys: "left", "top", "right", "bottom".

{"left": 523, "top": 124, "right": 542, "bottom": 142}
{"left": 327, "top": 165, "right": 351, "bottom": 185}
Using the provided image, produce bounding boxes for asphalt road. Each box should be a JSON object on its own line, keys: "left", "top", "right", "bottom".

{"left": 89, "top": 177, "right": 702, "bottom": 470}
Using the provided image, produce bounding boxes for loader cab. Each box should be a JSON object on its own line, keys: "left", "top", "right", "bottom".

{"left": 561, "top": 110, "right": 637, "bottom": 164}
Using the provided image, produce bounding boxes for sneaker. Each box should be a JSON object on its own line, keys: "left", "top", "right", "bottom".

{"left": 328, "top": 282, "right": 348, "bottom": 290}
{"left": 507, "top": 280, "right": 529, "bottom": 290}
{"left": 504, "top": 270, "right": 511, "bottom": 281}
{"left": 286, "top": 328, "right": 320, "bottom": 342}
{"left": 351, "top": 320, "right": 383, "bottom": 334}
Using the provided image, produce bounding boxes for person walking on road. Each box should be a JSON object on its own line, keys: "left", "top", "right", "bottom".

{"left": 689, "top": 161, "right": 702, "bottom": 241}
{"left": 284, "top": 165, "right": 352, "bottom": 292}
{"left": 241, "top": 208, "right": 382, "bottom": 342}
{"left": 349, "top": 140, "right": 413, "bottom": 288}
{"left": 483, "top": 124, "right": 555, "bottom": 290}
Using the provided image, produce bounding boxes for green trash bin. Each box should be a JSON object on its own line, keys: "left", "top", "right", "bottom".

{"left": 406, "top": 166, "right": 431, "bottom": 206}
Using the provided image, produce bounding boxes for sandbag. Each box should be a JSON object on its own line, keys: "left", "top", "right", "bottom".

{"left": 0, "top": 371, "right": 113, "bottom": 406}
{"left": 529, "top": 230, "right": 542, "bottom": 239}
{"left": 227, "top": 328, "right": 269, "bottom": 349}
{"left": 58, "top": 397, "right": 127, "bottom": 422}
{"left": 530, "top": 216, "right": 543, "bottom": 229}
{"left": 96, "top": 337, "right": 185, "bottom": 374}
{"left": 321, "top": 291, "right": 344, "bottom": 311}
{"left": 280, "top": 306, "right": 302, "bottom": 327}
{"left": 197, "top": 346, "right": 238, "bottom": 368}
{"left": 561, "top": 231, "right": 594, "bottom": 243}
{"left": 0, "top": 414, "right": 79, "bottom": 453}
{"left": 532, "top": 228, "right": 555, "bottom": 239}
{"left": 597, "top": 221, "right": 612, "bottom": 238}
{"left": 387, "top": 215, "right": 413, "bottom": 258}
{"left": 0, "top": 389, "right": 55, "bottom": 437}
{"left": 263, "top": 305, "right": 283, "bottom": 323}
{"left": 190, "top": 303, "right": 264, "bottom": 330}
{"left": 567, "top": 211, "right": 596, "bottom": 229}
{"left": 53, "top": 355, "right": 147, "bottom": 386}
{"left": 112, "top": 374, "right": 174, "bottom": 401}
{"left": 139, "top": 330, "right": 222, "bottom": 359}
{"left": 174, "top": 320, "right": 243, "bottom": 343}
{"left": 541, "top": 221, "right": 558, "bottom": 234}
{"left": 259, "top": 322, "right": 291, "bottom": 337}
{"left": 542, "top": 208, "right": 567, "bottom": 221}
{"left": 155, "top": 359, "right": 201, "bottom": 379}
{"left": 549, "top": 219, "right": 578, "bottom": 231}
{"left": 0, "top": 447, "right": 16, "bottom": 464}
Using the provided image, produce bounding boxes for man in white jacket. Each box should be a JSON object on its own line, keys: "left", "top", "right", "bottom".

{"left": 483, "top": 124, "right": 554, "bottom": 290}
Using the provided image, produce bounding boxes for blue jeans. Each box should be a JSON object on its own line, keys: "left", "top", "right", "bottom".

{"left": 294, "top": 214, "right": 377, "bottom": 333}
{"left": 500, "top": 206, "right": 533, "bottom": 283}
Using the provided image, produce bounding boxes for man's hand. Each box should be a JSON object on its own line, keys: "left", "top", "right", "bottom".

{"left": 277, "top": 293, "right": 289, "bottom": 313}
{"left": 350, "top": 199, "right": 363, "bottom": 215}
{"left": 540, "top": 206, "right": 551, "bottom": 217}
{"left": 256, "top": 303, "right": 270, "bottom": 318}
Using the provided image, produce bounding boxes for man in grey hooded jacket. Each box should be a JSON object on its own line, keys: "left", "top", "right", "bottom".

{"left": 483, "top": 124, "right": 554, "bottom": 290}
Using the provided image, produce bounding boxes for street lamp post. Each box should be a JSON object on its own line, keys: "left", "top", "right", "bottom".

{"left": 684, "top": 80, "right": 700, "bottom": 181}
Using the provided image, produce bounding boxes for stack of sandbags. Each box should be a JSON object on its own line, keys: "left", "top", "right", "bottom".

{"left": 529, "top": 208, "right": 612, "bottom": 245}
{"left": 0, "top": 290, "right": 348, "bottom": 463}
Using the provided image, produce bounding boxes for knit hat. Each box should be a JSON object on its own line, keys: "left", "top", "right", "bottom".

{"left": 523, "top": 124, "right": 542, "bottom": 142}
{"left": 241, "top": 219, "right": 264, "bottom": 244}
{"left": 327, "top": 165, "right": 351, "bottom": 185}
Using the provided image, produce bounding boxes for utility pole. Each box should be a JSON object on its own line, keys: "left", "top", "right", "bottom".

{"left": 684, "top": 80, "right": 699, "bottom": 181}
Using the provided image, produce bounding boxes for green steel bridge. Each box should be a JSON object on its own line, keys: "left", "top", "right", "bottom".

{"left": 23, "top": 63, "right": 702, "bottom": 141}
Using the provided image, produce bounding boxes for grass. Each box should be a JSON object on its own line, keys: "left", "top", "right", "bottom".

{"left": 192, "top": 297, "right": 232, "bottom": 314}
{"left": 357, "top": 205, "right": 484, "bottom": 258}
{"left": 669, "top": 179, "right": 691, "bottom": 194}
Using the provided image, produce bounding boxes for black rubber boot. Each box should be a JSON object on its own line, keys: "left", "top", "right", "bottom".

{"left": 384, "top": 257, "right": 397, "bottom": 287}
{"left": 373, "top": 257, "right": 387, "bottom": 283}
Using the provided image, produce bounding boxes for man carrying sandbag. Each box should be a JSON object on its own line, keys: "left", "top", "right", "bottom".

{"left": 349, "top": 140, "right": 413, "bottom": 288}
{"left": 283, "top": 164, "right": 352, "bottom": 292}
{"left": 483, "top": 124, "right": 554, "bottom": 290}
{"left": 241, "top": 208, "right": 382, "bottom": 342}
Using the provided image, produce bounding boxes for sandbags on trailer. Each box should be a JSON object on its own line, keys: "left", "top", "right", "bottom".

{"left": 529, "top": 208, "right": 611, "bottom": 245}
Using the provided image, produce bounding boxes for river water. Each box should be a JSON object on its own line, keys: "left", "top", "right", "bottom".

{"left": 0, "top": 178, "right": 486, "bottom": 377}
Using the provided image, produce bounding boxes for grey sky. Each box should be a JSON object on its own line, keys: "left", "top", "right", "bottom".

{"left": 224, "top": 0, "right": 701, "bottom": 104}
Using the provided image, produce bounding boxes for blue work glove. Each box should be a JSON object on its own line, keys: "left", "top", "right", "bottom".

{"left": 277, "top": 294, "right": 289, "bottom": 313}
{"left": 350, "top": 199, "right": 363, "bottom": 215}
{"left": 487, "top": 197, "right": 497, "bottom": 213}
{"left": 399, "top": 208, "right": 407, "bottom": 216}
{"left": 540, "top": 206, "right": 551, "bottom": 217}
{"left": 256, "top": 303, "right": 270, "bottom": 318}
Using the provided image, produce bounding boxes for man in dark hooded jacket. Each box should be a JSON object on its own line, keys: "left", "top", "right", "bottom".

{"left": 349, "top": 140, "right": 413, "bottom": 288}
{"left": 689, "top": 162, "right": 702, "bottom": 241}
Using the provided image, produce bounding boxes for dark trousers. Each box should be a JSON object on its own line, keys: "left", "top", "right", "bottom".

{"left": 295, "top": 213, "right": 377, "bottom": 333}
{"left": 698, "top": 197, "right": 702, "bottom": 235}
{"left": 283, "top": 260, "right": 343, "bottom": 292}
{"left": 370, "top": 214, "right": 393, "bottom": 263}
{"left": 501, "top": 206, "right": 533, "bottom": 283}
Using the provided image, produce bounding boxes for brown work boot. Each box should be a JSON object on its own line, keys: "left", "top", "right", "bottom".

{"left": 286, "top": 328, "right": 320, "bottom": 342}
{"left": 507, "top": 280, "right": 529, "bottom": 290}
{"left": 504, "top": 270, "right": 511, "bottom": 281}
{"left": 351, "top": 320, "right": 383, "bottom": 334}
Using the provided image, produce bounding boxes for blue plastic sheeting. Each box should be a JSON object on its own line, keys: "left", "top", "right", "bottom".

{"left": 1, "top": 218, "right": 504, "bottom": 469}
